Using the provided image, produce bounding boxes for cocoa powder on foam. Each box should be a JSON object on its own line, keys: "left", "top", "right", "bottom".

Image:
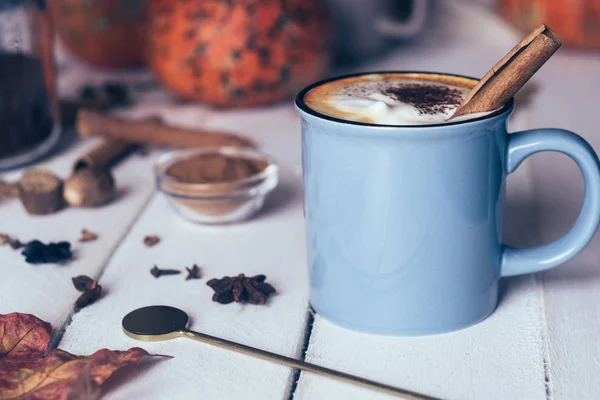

{"left": 304, "top": 73, "right": 478, "bottom": 125}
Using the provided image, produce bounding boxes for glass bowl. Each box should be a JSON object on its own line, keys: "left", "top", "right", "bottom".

{"left": 155, "top": 147, "right": 279, "bottom": 224}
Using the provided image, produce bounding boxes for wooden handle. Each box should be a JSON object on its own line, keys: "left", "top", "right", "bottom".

{"left": 77, "top": 110, "right": 254, "bottom": 149}
{"left": 73, "top": 140, "right": 136, "bottom": 172}
{"left": 451, "top": 24, "right": 561, "bottom": 119}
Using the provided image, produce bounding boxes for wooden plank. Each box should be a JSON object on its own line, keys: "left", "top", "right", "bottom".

{"left": 58, "top": 167, "right": 310, "bottom": 400}
{"left": 294, "top": 3, "right": 551, "bottom": 399}
{"left": 523, "top": 52, "right": 600, "bottom": 399}
{"left": 0, "top": 138, "right": 156, "bottom": 331}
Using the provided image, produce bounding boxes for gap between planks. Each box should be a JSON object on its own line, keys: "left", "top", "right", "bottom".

{"left": 48, "top": 191, "right": 157, "bottom": 351}
{"left": 287, "top": 308, "right": 316, "bottom": 400}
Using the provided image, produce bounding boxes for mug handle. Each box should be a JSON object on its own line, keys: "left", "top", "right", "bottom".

{"left": 502, "top": 128, "right": 600, "bottom": 277}
{"left": 375, "top": 0, "right": 427, "bottom": 38}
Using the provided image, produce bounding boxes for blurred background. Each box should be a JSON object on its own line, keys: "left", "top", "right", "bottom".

{"left": 1, "top": 0, "right": 599, "bottom": 170}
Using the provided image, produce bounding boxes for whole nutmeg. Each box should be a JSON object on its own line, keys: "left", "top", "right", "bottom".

{"left": 63, "top": 168, "right": 115, "bottom": 207}
{"left": 19, "top": 169, "right": 64, "bottom": 215}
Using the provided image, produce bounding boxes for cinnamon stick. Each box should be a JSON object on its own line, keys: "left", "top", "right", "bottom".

{"left": 73, "top": 140, "right": 135, "bottom": 172}
{"left": 77, "top": 110, "right": 254, "bottom": 149}
{"left": 451, "top": 24, "right": 561, "bottom": 119}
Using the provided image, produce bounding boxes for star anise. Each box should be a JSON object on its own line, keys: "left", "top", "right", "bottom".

{"left": 206, "top": 274, "right": 276, "bottom": 305}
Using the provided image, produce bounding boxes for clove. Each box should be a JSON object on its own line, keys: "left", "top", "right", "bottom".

{"left": 150, "top": 265, "right": 181, "bottom": 278}
{"left": 185, "top": 264, "right": 201, "bottom": 280}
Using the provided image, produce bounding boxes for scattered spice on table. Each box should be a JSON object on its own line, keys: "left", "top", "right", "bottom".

{"left": 150, "top": 265, "right": 181, "bottom": 278}
{"left": 72, "top": 275, "right": 97, "bottom": 292}
{"left": 74, "top": 286, "right": 102, "bottom": 309}
{"left": 143, "top": 235, "right": 161, "bottom": 247}
{"left": 185, "top": 264, "right": 201, "bottom": 280}
{"left": 206, "top": 274, "right": 276, "bottom": 305}
{"left": 79, "top": 229, "right": 98, "bottom": 242}
{"left": 0, "top": 233, "right": 23, "bottom": 249}
{"left": 72, "top": 275, "right": 102, "bottom": 309}
{"left": 21, "top": 240, "right": 72, "bottom": 264}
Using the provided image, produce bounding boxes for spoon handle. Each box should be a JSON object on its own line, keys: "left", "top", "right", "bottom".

{"left": 180, "top": 329, "right": 436, "bottom": 400}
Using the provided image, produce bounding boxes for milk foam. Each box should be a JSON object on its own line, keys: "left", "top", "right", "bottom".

{"left": 304, "top": 74, "right": 493, "bottom": 126}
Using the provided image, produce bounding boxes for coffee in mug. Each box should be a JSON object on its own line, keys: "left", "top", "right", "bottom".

{"left": 303, "top": 72, "right": 492, "bottom": 125}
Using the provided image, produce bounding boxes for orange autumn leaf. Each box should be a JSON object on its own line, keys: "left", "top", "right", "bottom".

{"left": 0, "top": 313, "right": 166, "bottom": 400}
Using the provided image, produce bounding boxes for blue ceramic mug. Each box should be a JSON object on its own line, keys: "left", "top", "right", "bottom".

{"left": 295, "top": 71, "right": 600, "bottom": 336}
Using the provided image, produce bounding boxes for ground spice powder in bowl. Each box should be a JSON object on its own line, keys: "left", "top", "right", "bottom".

{"left": 156, "top": 148, "right": 278, "bottom": 224}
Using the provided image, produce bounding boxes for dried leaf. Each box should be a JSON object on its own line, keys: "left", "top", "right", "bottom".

{"left": 66, "top": 365, "right": 101, "bottom": 400}
{"left": 0, "top": 313, "right": 168, "bottom": 400}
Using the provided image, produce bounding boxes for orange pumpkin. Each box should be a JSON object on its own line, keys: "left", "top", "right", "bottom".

{"left": 499, "top": 0, "right": 600, "bottom": 48}
{"left": 49, "top": 0, "right": 148, "bottom": 68}
{"left": 146, "top": 0, "right": 331, "bottom": 107}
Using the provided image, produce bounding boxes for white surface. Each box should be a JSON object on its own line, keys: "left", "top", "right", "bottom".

{"left": 59, "top": 170, "right": 309, "bottom": 400}
{"left": 526, "top": 51, "right": 600, "bottom": 400}
{"left": 1, "top": 1, "right": 600, "bottom": 399}
{"left": 0, "top": 139, "right": 156, "bottom": 334}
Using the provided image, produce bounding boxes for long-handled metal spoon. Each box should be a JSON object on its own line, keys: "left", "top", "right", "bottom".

{"left": 122, "top": 305, "right": 438, "bottom": 400}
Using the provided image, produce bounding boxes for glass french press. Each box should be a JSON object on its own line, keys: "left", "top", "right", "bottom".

{"left": 0, "top": 0, "right": 59, "bottom": 169}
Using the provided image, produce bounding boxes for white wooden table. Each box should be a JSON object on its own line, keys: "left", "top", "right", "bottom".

{"left": 2, "top": 3, "right": 600, "bottom": 399}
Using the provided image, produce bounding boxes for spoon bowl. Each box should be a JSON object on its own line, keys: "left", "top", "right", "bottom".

{"left": 122, "top": 305, "right": 188, "bottom": 341}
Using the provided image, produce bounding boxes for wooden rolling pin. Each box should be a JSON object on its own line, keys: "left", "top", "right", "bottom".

{"left": 77, "top": 110, "right": 254, "bottom": 149}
